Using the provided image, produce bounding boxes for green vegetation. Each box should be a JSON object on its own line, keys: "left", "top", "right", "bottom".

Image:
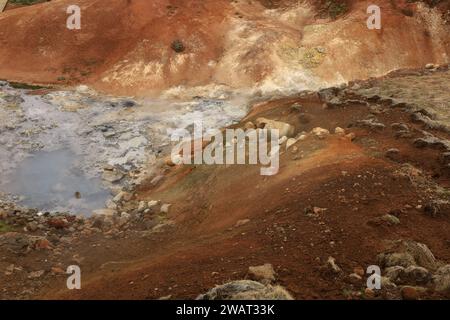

{"left": 9, "top": 82, "right": 47, "bottom": 90}
{"left": 0, "top": 221, "right": 13, "bottom": 233}
{"left": 9, "top": 0, "right": 44, "bottom": 5}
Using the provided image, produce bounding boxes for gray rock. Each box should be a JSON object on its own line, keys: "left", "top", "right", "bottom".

{"left": 413, "top": 136, "right": 450, "bottom": 150}
{"left": 255, "top": 118, "right": 295, "bottom": 137}
{"left": 385, "top": 266, "right": 405, "bottom": 283}
{"left": 355, "top": 118, "right": 385, "bottom": 130}
{"left": 403, "top": 241, "right": 438, "bottom": 271}
{"left": 378, "top": 252, "right": 416, "bottom": 268}
{"left": 102, "top": 170, "right": 124, "bottom": 183}
{"left": 137, "top": 201, "right": 147, "bottom": 213}
{"left": 28, "top": 270, "right": 45, "bottom": 279}
{"left": 385, "top": 149, "right": 401, "bottom": 161}
{"left": 391, "top": 123, "right": 409, "bottom": 132}
{"left": 160, "top": 204, "right": 171, "bottom": 214}
{"left": 26, "top": 222, "right": 38, "bottom": 232}
{"left": 197, "top": 280, "right": 293, "bottom": 300}
{"left": 381, "top": 214, "right": 400, "bottom": 225}
{"left": 311, "top": 127, "right": 330, "bottom": 139}
{"left": 248, "top": 264, "right": 276, "bottom": 284}
{"left": 433, "top": 265, "right": 450, "bottom": 293}
{"left": 402, "top": 266, "right": 432, "bottom": 285}
{"left": 326, "top": 256, "right": 342, "bottom": 274}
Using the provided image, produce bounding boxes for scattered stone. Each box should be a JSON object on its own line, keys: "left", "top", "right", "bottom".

{"left": 381, "top": 276, "right": 397, "bottom": 289}
{"left": 278, "top": 136, "right": 288, "bottom": 145}
{"left": 378, "top": 252, "right": 416, "bottom": 268}
{"left": 355, "top": 118, "right": 385, "bottom": 130}
{"left": 364, "top": 288, "right": 375, "bottom": 299}
{"left": 298, "top": 113, "right": 312, "bottom": 124}
{"left": 151, "top": 175, "right": 164, "bottom": 186}
{"left": 121, "top": 100, "right": 136, "bottom": 108}
{"left": 334, "top": 127, "right": 346, "bottom": 135}
{"left": 244, "top": 121, "right": 256, "bottom": 130}
{"left": 248, "top": 264, "right": 276, "bottom": 284}
{"left": 385, "top": 148, "right": 401, "bottom": 161}
{"left": 235, "top": 219, "right": 250, "bottom": 227}
{"left": 92, "top": 209, "right": 116, "bottom": 217}
{"left": 28, "top": 270, "right": 45, "bottom": 279}
{"left": 353, "top": 266, "right": 365, "bottom": 277}
{"left": 311, "top": 127, "right": 330, "bottom": 139}
{"left": 137, "top": 201, "right": 147, "bottom": 212}
{"left": 160, "top": 204, "right": 171, "bottom": 214}
{"left": 413, "top": 135, "right": 450, "bottom": 150}
{"left": 102, "top": 170, "right": 124, "bottom": 183}
{"left": 403, "top": 241, "right": 438, "bottom": 271}
{"left": 345, "top": 132, "right": 356, "bottom": 141}
{"left": 385, "top": 266, "right": 405, "bottom": 283}
{"left": 148, "top": 200, "right": 159, "bottom": 209}
{"left": 318, "top": 87, "right": 340, "bottom": 103}
{"left": 403, "top": 266, "right": 432, "bottom": 285}
{"left": 286, "top": 138, "right": 297, "bottom": 149}
{"left": 290, "top": 103, "right": 302, "bottom": 112}
{"left": 103, "top": 130, "right": 116, "bottom": 138}
{"left": 26, "top": 222, "right": 38, "bottom": 232}
{"left": 326, "top": 256, "right": 342, "bottom": 274}
{"left": 313, "top": 207, "right": 327, "bottom": 214}
{"left": 197, "top": 280, "right": 293, "bottom": 300}
{"left": 423, "top": 202, "right": 441, "bottom": 218}
{"left": 381, "top": 214, "right": 400, "bottom": 225}
{"left": 47, "top": 218, "right": 68, "bottom": 229}
{"left": 171, "top": 40, "right": 185, "bottom": 53}
{"left": 113, "top": 191, "right": 132, "bottom": 203}
{"left": 348, "top": 273, "right": 362, "bottom": 284}
{"left": 440, "top": 152, "right": 450, "bottom": 164}
{"left": 433, "top": 265, "right": 450, "bottom": 293}
{"left": 34, "top": 238, "right": 52, "bottom": 250}
{"left": 51, "top": 266, "right": 65, "bottom": 274}
{"left": 425, "top": 63, "right": 435, "bottom": 70}
{"left": 401, "top": 286, "right": 419, "bottom": 300}
{"left": 391, "top": 123, "right": 409, "bottom": 132}
{"left": 255, "top": 118, "right": 295, "bottom": 137}
{"left": 378, "top": 240, "right": 438, "bottom": 271}
{"left": 105, "top": 199, "right": 117, "bottom": 210}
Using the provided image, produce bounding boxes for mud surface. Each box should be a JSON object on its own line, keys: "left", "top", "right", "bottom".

{"left": 0, "top": 82, "right": 246, "bottom": 214}
{"left": 1, "top": 67, "right": 449, "bottom": 300}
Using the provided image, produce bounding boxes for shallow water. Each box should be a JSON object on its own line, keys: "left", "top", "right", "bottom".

{"left": 0, "top": 82, "right": 248, "bottom": 215}
{"left": 1, "top": 149, "right": 110, "bottom": 215}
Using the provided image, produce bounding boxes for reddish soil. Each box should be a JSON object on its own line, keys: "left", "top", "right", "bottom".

{"left": 0, "top": 0, "right": 449, "bottom": 300}
{"left": 0, "top": 0, "right": 448, "bottom": 96}
{"left": 32, "top": 70, "right": 450, "bottom": 300}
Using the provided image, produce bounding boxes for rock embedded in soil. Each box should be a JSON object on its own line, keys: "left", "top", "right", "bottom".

{"left": 197, "top": 280, "right": 293, "bottom": 300}
{"left": 381, "top": 214, "right": 400, "bottom": 225}
{"left": 160, "top": 204, "right": 171, "bottom": 214}
{"left": 311, "top": 127, "right": 330, "bottom": 139}
{"left": 102, "top": 170, "right": 124, "bottom": 183}
{"left": 400, "top": 286, "right": 419, "bottom": 300}
{"left": 326, "top": 256, "right": 342, "bottom": 274}
{"left": 433, "top": 265, "right": 450, "bottom": 293}
{"left": 255, "top": 118, "right": 295, "bottom": 137}
{"left": 385, "top": 148, "right": 401, "bottom": 161}
{"left": 248, "top": 263, "right": 276, "bottom": 284}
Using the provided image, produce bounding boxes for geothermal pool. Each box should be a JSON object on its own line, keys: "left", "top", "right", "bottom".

{"left": 0, "top": 82, "right": 247, "bottom": 215}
